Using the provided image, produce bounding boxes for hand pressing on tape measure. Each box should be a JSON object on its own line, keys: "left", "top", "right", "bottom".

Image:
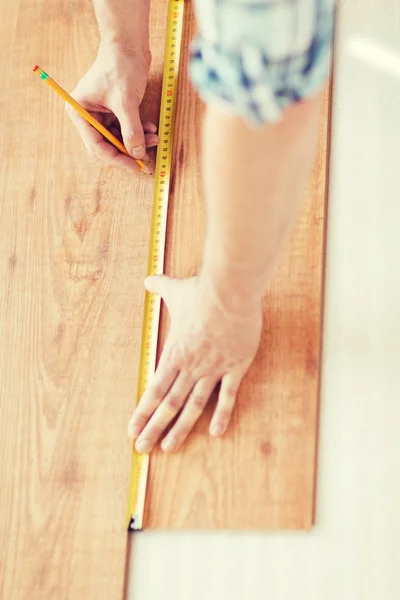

{"left": 128, "top": 274, "right": 262, "bottom": 453}
{"left": 128, "top": 92, "right": 324, "bottom": 453}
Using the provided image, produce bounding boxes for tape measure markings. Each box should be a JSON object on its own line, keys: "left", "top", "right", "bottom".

{"left": 126, "top": 0, "right": 185, "bottom": 532}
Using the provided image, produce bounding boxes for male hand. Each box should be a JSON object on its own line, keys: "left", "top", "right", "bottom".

{"left": 66, "top": 42, "right": 159, "bottom": 172}
{"left": 128, "top": 274, "right": 262, "bottom": 453}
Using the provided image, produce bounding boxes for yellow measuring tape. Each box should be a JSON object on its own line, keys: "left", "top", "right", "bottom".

{"left": 126, "top": 0, "right": 185, "bottom": 531}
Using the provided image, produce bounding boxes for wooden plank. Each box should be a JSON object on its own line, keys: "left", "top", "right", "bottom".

{"left": 0, "top": 0, "right": 167, "bottom": 597}
{"left": 0, "top": 0, "right": 328, "bottom": 596}
{"left": 144, "top": 0, "right": 329, "bottom": 530}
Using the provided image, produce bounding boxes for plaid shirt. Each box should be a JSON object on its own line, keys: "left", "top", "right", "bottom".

{"left": 189, "top": 0, "right": 336, "bottom": 125}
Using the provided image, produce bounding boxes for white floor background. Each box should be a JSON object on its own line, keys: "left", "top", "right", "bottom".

{"left": 128, "top": 1, "right": 400, "bottom": 597}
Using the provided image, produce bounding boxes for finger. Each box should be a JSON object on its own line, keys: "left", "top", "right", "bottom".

{"left": 161, "top": 376, "right": 217, "bottom": 453}
{"left": 209, "top": 369, "right": 245, "bottom": 437}
{"left": 103, "top": 130, "right": 158, "bottom": 156}
{"left": 144, "top": 133, "right": 160, "bottom": 148}
{"left": 127, "top": 356, "right": 179, "bottom": 440}
{"left": 143, "top": 121, "right": 158, "bottom": 134}
{"left": 68, "top": 109, "right": 141, "bottom": 172}
{"left": 115, "top": 98, "right": 147, "bottom": 160}
{"left": 134, "top": 372, "right": 195, "bottom": 454}
{"left": 107, "top": 129, "right": 157, "bottom": 161}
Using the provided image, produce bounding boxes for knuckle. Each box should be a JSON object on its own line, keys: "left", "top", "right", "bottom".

{"left": 150, "top": 383, "right": 165, "bottom": 401}
{"left": 149, "top": 424, "right": 164, "bottom": 438}
{"left": 121, "top": 129, "right": 134, "bottom": 142}
{"left": 190, "top": 393, "right": 208, "bottom": 411}
{"left": 224, "top": 386, "right": 238, "bottom": 398}
{"left": 165, "top": 395, "right": 181, "bottom": 411}
{"left": 214, "top": 408, "right": 232, "bottom": 424}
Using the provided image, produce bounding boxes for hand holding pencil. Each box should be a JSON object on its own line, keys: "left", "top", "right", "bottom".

{"left": 33, "top": 59, "right": 159, "bottom": 174}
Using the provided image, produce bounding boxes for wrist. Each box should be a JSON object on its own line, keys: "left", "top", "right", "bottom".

{"left": 95, "top": 0, "right": 150, "bottom": 57}
{"left": 202, "top": 236, "right": 270, "bottom": 295}
{"left": 98, "top": 37, "right": 151, "bottom": 68}
{"left": 99, "top": 32, "right": 150, "bottom": 59}
{"left": 198, "top": 265, "right": 263, "bottom": 318}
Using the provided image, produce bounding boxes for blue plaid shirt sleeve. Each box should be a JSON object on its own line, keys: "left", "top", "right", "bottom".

{"left": 189, "top": 0, "right": 336, "bottom": 125}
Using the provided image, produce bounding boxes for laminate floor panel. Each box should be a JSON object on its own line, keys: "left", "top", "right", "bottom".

{"left": 0, "top": 0, "right": 328, "bottom": 598}
{"left": 0, "top": 1, "right": 166, "bottom": 598}
{"left": 145, "top": 2, "right": 329, "bottom": 530}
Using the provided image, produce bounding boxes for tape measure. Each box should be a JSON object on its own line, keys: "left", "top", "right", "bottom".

{"left": 126, "top": 0, "right": 185, "bottom": 532}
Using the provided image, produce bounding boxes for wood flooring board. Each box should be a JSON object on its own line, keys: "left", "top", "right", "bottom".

{"left": 144, "top": 3, "right": 329, "bottom": 530}
{"left": 0, "top": 0, "right": 166, "bottom": 598}
{"left": 0, "top": 0, "right": 328, "bottom": 596}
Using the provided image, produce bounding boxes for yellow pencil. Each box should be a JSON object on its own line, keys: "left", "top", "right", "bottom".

{"left": 33, "top": 65, "right": 151, "bottom": 175}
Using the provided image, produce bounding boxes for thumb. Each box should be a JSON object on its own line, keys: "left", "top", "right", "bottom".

{"left": 117, "top": 99, "right": 147, "bottom": 160}
{"left": 145, "top": 275, "right": 175, "bottom": 295}
{"left": 145, "top": 275, "right": 179, "bottom": 308}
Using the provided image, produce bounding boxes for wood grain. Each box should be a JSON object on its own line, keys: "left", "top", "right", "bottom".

{"left": 0, "top": 1, "right": 167, "bottom": 598}
{"left": 0, "top": 0, "right": 328, "bottom": 596}
{"left": 144, "top": 1, "right": 330, "bottom": 529}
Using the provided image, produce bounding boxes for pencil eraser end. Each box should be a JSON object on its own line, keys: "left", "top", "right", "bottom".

{"left": 33, "top": 65, "right": 39, "bottom": 72}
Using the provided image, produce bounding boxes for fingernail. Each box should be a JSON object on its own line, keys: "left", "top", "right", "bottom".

{"left": 131, "top": 144, "right": 146, "bottom": 159}
{"left": 135, "top": 438, "right": 150, "bottom": 453}
{"left": 161, "top": 436, "right": 177, "bottom": 453}
{"left": 210, "top": 424, "right": 223, "bottom": 437}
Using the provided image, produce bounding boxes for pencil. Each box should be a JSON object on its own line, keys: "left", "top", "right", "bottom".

{"left": 33, "top": 65, "right": 152, "bottom": 175}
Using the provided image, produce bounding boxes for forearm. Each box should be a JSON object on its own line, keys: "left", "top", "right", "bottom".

{"left": 93, "top": 0, "right": 150, "bottom": 52}
{"left": 201, "top": 91, "right": 324, "bottom": 311}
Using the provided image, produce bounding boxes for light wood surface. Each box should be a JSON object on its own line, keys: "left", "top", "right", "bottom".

{"left": 0, "top": 0, "right": 328, "bottom": 598}
{"left": 145, "top": 2, "right": 329, "bottom": 529}
{"left": 0, "top": 1, "right": 166, "bottom": 598}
